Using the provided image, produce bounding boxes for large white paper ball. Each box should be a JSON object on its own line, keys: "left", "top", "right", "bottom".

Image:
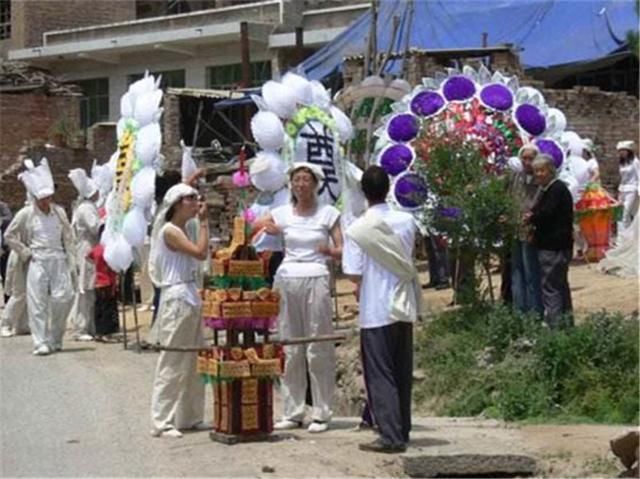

{"left": 122, "top": 207, "right": 147, "bottom": 248}
{"left": 310, "top": 80, "right": 331, "bottom": 110}
{"left": 262, "top": 80, "right": 296, "bottom": 119}
{"left": 251, "top": 111, "right": 285, "bottom": 151}
{"left": 282, "top": 72, "right": 313, "bottom": 106}
{"left": 134, "top": 89, "right": 163, "bottom": 127}
{"left": 131, "top": 166, "right": 156, "bottom": 208}
{"left": 120, "top": 92, "right": 134, "bottom": 118}
{"left": 135, "top": 123, "right": 162, "bottom": 166}
{"left": 330, "top": 105, "right": 354, "bottom": 141}
{"left": 104, "top": 233, "right": 134, "bottom": 273}
{"left": 250, "top": 151, "right": 287, "bottom": 192}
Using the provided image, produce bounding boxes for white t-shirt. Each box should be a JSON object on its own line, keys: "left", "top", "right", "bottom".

{"left": 272, "top": 203, "right": 340, "bottom": 278}
{"left": 342, "top": 204, "right": 417, "bottom": 329}
{"left": 31, "top": 208, "right": 64, "bottom": 258}
{"left": 619, "top": 158, "right": 640, "bottom": 193}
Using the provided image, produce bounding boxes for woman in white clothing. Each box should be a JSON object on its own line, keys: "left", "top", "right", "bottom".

{"left": 616, "top": 141, "right": 640, "bottom": 234}
{"left": 149, "top": 183, "right": 209, "bottom": 438}
{"left": 258, "top": 162, "right": 343, "bottom": 433}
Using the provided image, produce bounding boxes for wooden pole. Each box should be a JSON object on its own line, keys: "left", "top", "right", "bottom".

{"left": 240, "top": 20, "right": 251, "bottom": 140}
{"left": 295, "top": 26, "right": 304, "bottom": 66}
{"left": 120, "top": 272, "right": 128, "bottom": 350}
{"left": 147, "top": 333, "right": 352, "bottom": 353}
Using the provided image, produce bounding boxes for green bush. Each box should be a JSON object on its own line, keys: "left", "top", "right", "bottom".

{"left": 415, "top": 306, "right": 639, "bottom": 424}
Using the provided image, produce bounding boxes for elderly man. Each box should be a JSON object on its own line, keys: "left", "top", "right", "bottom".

{"left": 509, "top": 145, "right": 543, "bottom": 315}
{"left": 343, "top": 165, "right": 421, "bottom": 453}
{"left": 526, "top": 154, "right": 574, "bottom": 328}
{"left": 5, "top": 159, "right": 76, "bottom": 355}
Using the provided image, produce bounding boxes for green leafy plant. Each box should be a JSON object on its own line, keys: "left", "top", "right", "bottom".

{"left": 415, "top": 306, "right": 639, "bottom": 423}
{"left": 413, "top": 137, "right": 518, "bottom": 304}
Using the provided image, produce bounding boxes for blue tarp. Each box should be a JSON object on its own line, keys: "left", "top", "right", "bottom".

{"left": 301, "top": 0, "right": 638, "bottom": 80}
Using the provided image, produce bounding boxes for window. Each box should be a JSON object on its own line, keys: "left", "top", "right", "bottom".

{"left": 76, "top": 78, "right": 109, "bottom": 129}
{"left": 206, "top": 61, "right": 271, "bottom": 89}
{"left": 0, "top": 0, "right": 10, "bottom": 40}
{"left": 128, "top": 69, "right": 186, "bottom": 89}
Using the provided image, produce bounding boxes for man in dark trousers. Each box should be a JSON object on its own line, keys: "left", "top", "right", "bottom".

{"left": 343, "top": 166, "right": 422, "bottom": 453}
{"left": 526, "top": 153, "right": 574, "bottom": 328}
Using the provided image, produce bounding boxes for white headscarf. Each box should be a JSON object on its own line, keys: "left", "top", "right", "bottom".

{"left": 287, "top": 162, "right": 326, "bottom": 193}
{"left": 68, "top": 168, "right": 98, "bottom": 199}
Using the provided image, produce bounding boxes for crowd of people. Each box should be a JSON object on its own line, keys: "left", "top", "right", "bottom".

{"left": 0, "top": 136, "right": 637, "bottom": 453}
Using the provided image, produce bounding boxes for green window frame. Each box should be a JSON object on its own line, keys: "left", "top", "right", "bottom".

{"left": 76, "top": 78, "right": 109, "bottom": 130}
{"left": 206, "top": 61, "right": 272, "bottom": 89}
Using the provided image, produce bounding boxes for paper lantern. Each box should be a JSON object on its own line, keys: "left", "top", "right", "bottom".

{"left": 576, "top": 184, "right": 620, "bottom": 261}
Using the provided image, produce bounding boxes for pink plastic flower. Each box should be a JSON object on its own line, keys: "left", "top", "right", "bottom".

{"left": 232, "top": 170, "right": 251, "bottom": 188}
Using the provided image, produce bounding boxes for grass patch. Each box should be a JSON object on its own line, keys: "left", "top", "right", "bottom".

{"left": 415, "top": 305, "right": 639, "bottom": 424}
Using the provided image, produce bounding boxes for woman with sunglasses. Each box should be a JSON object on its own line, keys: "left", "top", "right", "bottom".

{"left": 149, "top": 184, "right": 210, "bottom": 438}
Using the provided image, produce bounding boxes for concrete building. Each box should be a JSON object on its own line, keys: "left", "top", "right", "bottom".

{"left": 2, "top": 0, "right": 367, "bottom": 130}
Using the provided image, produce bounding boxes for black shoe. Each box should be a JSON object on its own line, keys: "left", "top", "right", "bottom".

{"left": 422, "top": 282, "right": 436, "bottom": 290}
{"left": 358, "top": 439, "right": 407, "bottom": 454}
{"left": 435, "top": 282, "right": 450, "bottom": 290}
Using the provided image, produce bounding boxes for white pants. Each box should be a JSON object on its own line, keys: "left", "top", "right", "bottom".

{"left": 69, "top": 290, "right": 95, "bottom": 337}
{"left": 618, "top": 191, "right": 638, "bottom": 234}
{"left": 150, "top": 296, "right": 204, "bottom": 432}
{"left": 26, "top": 256, "right": 74, "bottom": 349}
{"left": 275, "top": 275, "right": 335, "bottom": 423}
{"left": 1, "top": 292, "right": 29, "bottom": 334}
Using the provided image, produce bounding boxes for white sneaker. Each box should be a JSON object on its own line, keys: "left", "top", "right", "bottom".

{"left": 77, "top": 334, "right": 94, "bottom": 342}
{"left": 33, "top": 344, "right": 51, "bottom": 356}
{"left": 162, "top": 428, "right": 183, "bottom": 438}
{"left": 188, "top": 421, "right": 213, "bottom": 431}
{"left": 273, "top": 419, "right": 302, "bottom": 430}
{"left": 307, "top": 421, "right": 329, "bottom": 433}
{"left": 0, "top": 327, "right": 15, "bottom": 338}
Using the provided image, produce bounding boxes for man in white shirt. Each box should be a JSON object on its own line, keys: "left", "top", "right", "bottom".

{"left": 4, "top": 159, "right": 76, "bottom": 355}
{"left": 343, "top": 166, "right": 420, "bottom": 453}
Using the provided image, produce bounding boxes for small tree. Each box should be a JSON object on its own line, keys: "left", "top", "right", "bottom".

{"left": 413, "top": 133, "right": 518, "bottom": 304}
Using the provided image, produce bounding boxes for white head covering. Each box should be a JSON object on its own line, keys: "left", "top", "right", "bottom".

{"left": 68, "top": 168, "right": 98, "bottom": 199}
{"left": 616, "top": 140, "right": 635, "bottom": 152}
{"left": 287, "top": 162, "right": 325, "bottom": 192}
{"left": 18, "top": 158, "right": 54, "bottom": 200}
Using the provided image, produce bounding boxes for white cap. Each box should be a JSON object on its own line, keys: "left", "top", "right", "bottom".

{"left": 162, "top": 183, "right": 198, "bottom": 209}
{"left": 18, "top": 158, "right": 54, "bottom": 200}
{"left": 616, "top": 140, "right": 635, "bottom": 151}
{"left": 68, "top": 168, "right": 98, "bottom": 199}
{"left": 287, "top": 162, "right": 325, "bottom": 192}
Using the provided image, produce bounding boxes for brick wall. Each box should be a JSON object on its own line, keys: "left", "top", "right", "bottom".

{"left": 0, "top": 92, "right": 80, "bottom": 176}
{"left": 10, "top": 0, "right": 136, "bottom": 49}
{"left": 0, "top": 145, "right": 94, "bottom": 214}
{"left": 87, "top": 122, "right": 117, "bottom": 163}
{"left": 543, "top": 86, "right": 640, "bottom": 191}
